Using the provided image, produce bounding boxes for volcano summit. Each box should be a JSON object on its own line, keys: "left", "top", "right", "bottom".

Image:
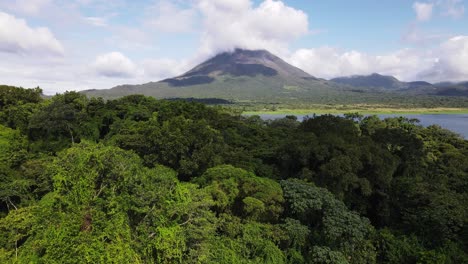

{"left": 83, "top": 49, "right": 339, "bottom": 101}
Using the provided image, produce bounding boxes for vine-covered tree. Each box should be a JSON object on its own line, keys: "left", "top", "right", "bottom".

{"left": 0, "top": 86, "right": 466, "bottom": 263}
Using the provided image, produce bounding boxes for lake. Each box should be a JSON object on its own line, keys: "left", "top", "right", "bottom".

{"left": 254, "top": 113, "right": 468, "bottom": 139}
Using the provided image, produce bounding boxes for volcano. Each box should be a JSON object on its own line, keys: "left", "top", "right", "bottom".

{"left": 82, "top": 49, "right": 344, "bottom": 101}
{"left": 162, "top": 49, "right": 314, "bottom": 87}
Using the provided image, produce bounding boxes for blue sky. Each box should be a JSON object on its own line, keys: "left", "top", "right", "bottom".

{"left": 0, "top": 0, "right": 467, "bottom": 94}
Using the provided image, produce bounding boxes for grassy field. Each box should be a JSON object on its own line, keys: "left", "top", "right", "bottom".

{"left": 242, "top": 105, "right": 468, "bottom": 115}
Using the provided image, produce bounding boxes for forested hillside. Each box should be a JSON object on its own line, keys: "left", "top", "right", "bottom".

{"left": 1, "top": 85, "right": 467, "bottom": 263}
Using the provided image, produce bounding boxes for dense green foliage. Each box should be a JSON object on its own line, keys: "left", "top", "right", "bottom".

{"left": 1, "top": 86, "right": 467, "bottom": 263}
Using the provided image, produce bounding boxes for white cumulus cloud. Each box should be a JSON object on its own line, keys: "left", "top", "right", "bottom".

{"left": 288, "top": 47, "right": 430, "bottom": 81}
{"left": 438, "top": 0, "right": 465, "bottom": 18}
{"left": 417, "top": 35, "right": 468, "bottom": 82}
{"left": 196, "top": 0, "right": 309, "bottom": 58}
{"left": 290, "top": 35, "right": 468, "bottom": 83}
{"left": 141, "top": 58, "right": 190, "bottom": 79}
{"left": 0, "top": 12, "right": 64, "bottom": 56}
{"left": 1, "top": 0, "right": 52, "bottom": 16}
{"left": 413, "top": 2, "right": 434, "bottom": 21}
{"left": 92, "top": 52, "right": 138, "bottom": 78}
{"left": 146, "top": 1, "right": 198, "bottom": 33}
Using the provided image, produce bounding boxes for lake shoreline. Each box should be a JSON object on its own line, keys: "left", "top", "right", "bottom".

{"left": 243, "top": 107, "right": 468, "bottom": 115}
{"left": 244, "top": 112, "right": 468, "bottom": 139}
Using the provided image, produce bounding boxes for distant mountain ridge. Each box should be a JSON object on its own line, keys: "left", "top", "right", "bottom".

{"left": 330, "top": 73, "right": 437, "bottom": 90}
{"left": 331, "top": 73, "right": 404, "bottom": 90}
{"left": 329, "top": 73, "right": 468, "bottom": 96}
{"left": 433, "top": 81, "right": 468, "bottom": 96}
{"left": 82, "top": 49, "right": 468, "bottom": 102}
